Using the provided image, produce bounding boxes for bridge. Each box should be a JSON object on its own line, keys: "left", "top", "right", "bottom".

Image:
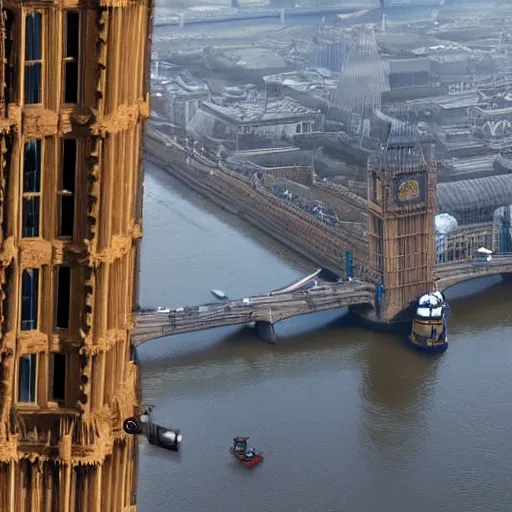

{"left": 132, "top": 254, "right": 512, "bottom": 345}
{"left": 434, "top": 254, "right": 512, "bottom": 292}
{"left": 146, "top": 122, "right": 512, "bottom": 329}
{"left": 132, "top": 270, "right": 375, "bottom": 345}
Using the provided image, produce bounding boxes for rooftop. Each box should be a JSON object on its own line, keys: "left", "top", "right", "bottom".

{"left": 387, "top": 58, "right": 430, "bottom": 75}
{"left": 411, "top": 43, "right": 473, "bottom": 57}
{"left": 263, "top": 69, "right": 338, "bottom": 95}
{"left": 201, "top": 96, "right": 321, "bottom": 125}
{"left": 162, "top": 73, "right": 209, "bottom": 99}
{"left": 431, "top": 93, "right": 480, "bottom": 110}
{"left": 438, "top": 173, "right": 512, "bottom": 215}
{"left": 444, "top": 155, "right": 496, "bottom": 178}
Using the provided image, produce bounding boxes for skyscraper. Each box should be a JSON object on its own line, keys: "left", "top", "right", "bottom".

{"left": 0, "top": 2, "right": 153, "bottom": 510}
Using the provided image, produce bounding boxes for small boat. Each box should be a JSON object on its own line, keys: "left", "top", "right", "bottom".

{"left": 156, "top": 306, "right": 171, "bottom": 313}
{"left": 210, "top": 289, "right": 228, "bottom": 300}
{"left": 408, "top": 291, "right": 448, "bottom": 354}
{"left": 230, "top": 437, "right": 264, "bottom": 468}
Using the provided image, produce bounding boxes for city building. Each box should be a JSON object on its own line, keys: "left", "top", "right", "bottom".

{"left": 0, "top": 1, "right": 152, "bottom": 510}
{"left": 188, "top": 96, "right": 323, "bottom": 151}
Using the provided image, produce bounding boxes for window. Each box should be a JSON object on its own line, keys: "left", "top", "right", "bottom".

{"left": 22, "top": 140, "right": 41, "bottom": 238}
{"left": 63, "top": 12, "right": 79, "bottom": 103}
{"left": 59, "top": 139, "right": 76, "bottom": 237}
{"left": 372, "top": 216, "right": 384, "bottom": 271}
{"left": 21, "top": 268, "right": 39, "bottom": 331}
{"left": 22, "top": 459, "right": 33, "bottom": 489}
{"left": 51, "top": 353, "right": 66, "bottom": 401}
{"left": 4, "top": 9, "right": 15, "bottom": 105}
{"left": 2, "top": 266, "right": 12, "bottom": 328}
{"left": 55, "top": 266, "right": 71, "bottom": 329}
{"left": 18, "top": 354, "right": 37, "bottom": 402}
{"left": 24, "top": 12, "right": 42, "bottom": 104}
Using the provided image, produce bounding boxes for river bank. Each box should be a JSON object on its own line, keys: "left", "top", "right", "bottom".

{"left": 143, "top": 132, "right": 371, "bottom": 280}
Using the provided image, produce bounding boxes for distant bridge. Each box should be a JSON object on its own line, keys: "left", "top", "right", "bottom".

{"left": 132, "top": 269, "right": 375, "bottom": 345}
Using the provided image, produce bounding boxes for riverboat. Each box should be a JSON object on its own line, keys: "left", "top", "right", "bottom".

{"left": 210, "top": 289, "right": 228, "bottom": 300}
{"left": 408, "top": 291, "right": 448, "bottom": 354}
{"left": 230, "top": 437, "right": 264, "bottom": 468}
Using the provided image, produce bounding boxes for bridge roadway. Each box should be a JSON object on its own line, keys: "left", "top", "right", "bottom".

{"left": 434, "top": 253, "right": 512, "bottom": 291}
{"left": 132, "top": 254, "right": 512, "bottom": 345}
{"left": 132, "top": 279, "right": 375, "bottom": 345}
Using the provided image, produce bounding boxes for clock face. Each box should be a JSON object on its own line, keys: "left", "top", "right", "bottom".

{"left": 398, "top": 180, "right": 420, "bottom": 202}
{"left": 393, "top": 175, "right": 426, "bottom": 207}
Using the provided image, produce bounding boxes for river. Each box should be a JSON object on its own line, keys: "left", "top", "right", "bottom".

{"left": 136, "top": 161, "right": 512, "bottom": 512}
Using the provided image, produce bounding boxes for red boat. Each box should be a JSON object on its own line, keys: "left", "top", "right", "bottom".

{"left": 230, "top": 437, "right": 264, "bottom": 468}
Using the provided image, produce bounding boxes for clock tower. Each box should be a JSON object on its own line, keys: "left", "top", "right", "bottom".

{"left": 367, "top": 130, "right": 437, "bottom": 321}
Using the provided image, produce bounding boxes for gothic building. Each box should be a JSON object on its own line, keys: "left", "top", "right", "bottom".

{"left": 0, "top": 2, "right": 153, "bottom": 510}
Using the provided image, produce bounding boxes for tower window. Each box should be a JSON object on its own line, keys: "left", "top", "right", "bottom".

{"left": 2, "top": 266, "right": 12, "bottom": 330}
{"left": 21, "top": 268, "right": 39, "bottom": 331}
{"left": 22, "top": 140, "right": 41, "bottom": 238}
{"left": 63, "top": 11, "right": 79, "bottom": 103}
{"left": 59, "top": 139, "right": 76, "bottom": 237}
{"left": 4, "top": 9, "right": 15, "bottom": 105}
{"left": 51, "top": 353, "right": 66, "bottom": 402}
{"left": 18, "top": 354, "right": 37, "bottom": 402}
{"left": 55, "top": 266, "right": 71, "bottom": 329}
{"left": 24, "top": 12, "right": 42, "bottom": 104}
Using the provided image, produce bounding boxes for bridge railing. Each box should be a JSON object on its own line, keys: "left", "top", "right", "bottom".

{"left": 435, "top": 252, "right": 512, "bottom": 271}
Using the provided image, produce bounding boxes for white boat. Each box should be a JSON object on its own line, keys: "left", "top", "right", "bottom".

{"left": 156, "top": 306, "right": 171, "bottom": 313}
{"left": 210, "top": 289, "right": 228, "bottom": 300}
{"left": 409, "top": 291, "right": 448, "bottom": 354}
{"left": 416, "top": 292, "right": 445, "bottom": 318}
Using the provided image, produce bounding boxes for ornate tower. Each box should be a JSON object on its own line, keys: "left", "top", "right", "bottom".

{"left": 0, "top": 2, "right": 152, "bottom": 511}
{"left": 331, "top": 25, "right": 389, "bottom": 116}
{"left": 367, "top": 126, "right": 437, "bottom": 321}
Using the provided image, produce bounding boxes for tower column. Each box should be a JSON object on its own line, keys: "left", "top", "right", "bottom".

{"left": 367, "top": 141, "right": 437, "bottom": 321}
{"left": 0, "top": 2, "right": 153, "bottom": 510}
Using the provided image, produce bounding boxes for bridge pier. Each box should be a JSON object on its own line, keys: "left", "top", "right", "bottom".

{"left": 254, "top": 321, "right": 277, "bottom": 344}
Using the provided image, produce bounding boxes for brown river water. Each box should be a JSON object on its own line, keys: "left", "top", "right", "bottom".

{"left": 136, "top": 161, "right": 512, "bottom": 512}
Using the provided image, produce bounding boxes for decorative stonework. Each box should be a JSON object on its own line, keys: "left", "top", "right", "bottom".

{"left": 19, "top": 239, "right": 53, "bottom": 268}
{"left": 91, "top": 103, "right": 143, "bottom": 136}
{"left": 22, "top": 108, "right": 60, "bottom": 139}
{"left": 1, "top": 2, "right": 150, "bottom": 508}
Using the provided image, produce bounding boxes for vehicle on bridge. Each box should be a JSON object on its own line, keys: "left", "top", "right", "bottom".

{"left": 474, "top": 247, "right": 493, "bottom": 264}
{"left": 230, "top": 437, "right": 264, "bottom": 468}
{"left": 409, "top": 292, "right": 448, "bottom": 354}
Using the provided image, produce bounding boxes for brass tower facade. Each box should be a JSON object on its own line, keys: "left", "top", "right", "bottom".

{"left": 367, "top": 140, "right": 437, "bottom": 320}
{"left": 0, "top": 1, "right": 153, "bottom": 511}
